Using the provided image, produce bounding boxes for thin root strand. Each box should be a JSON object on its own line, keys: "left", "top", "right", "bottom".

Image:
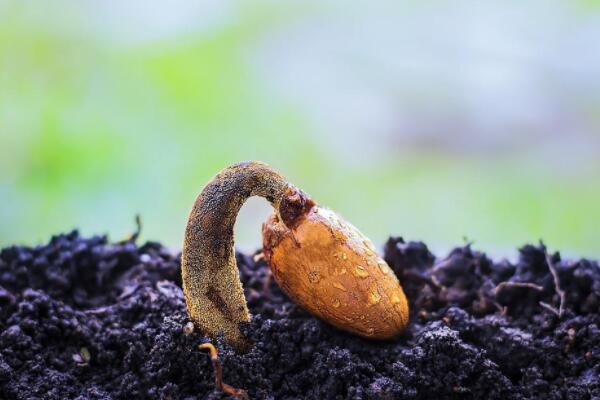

{"left": 493, "top": 281, "right": 544, "bottom": 296}
{"left": 545, "top": 252, "right": 566, "bottom": 318}
{"left": 199, "top": 343, "right": 249, "bottom": 400}
{"left": 539, "top": 301, "right": 561, "bottom": 317}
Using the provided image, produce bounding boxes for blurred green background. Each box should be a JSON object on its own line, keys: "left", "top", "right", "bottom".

{"left": 1, "top": 1, "right": 600, "bottom": 258}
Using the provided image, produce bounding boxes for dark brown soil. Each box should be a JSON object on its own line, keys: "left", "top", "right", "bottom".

{"left": 0, "top": 231, "right": 598, "bottom": 399}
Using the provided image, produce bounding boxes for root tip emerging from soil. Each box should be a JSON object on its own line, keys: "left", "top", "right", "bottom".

{"left": 199, "top": 343, "right": 249, "bottom": 400}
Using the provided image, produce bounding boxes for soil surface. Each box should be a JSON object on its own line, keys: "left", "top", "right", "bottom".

{"left": 0, "top": 231, "right": 598, "bottom": 399}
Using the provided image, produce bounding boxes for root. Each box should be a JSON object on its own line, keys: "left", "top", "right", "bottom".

{"left": 493, "top": 281, "right": 544, "bottom": 296}
{"left": 493, "top": 281, "right": 543, "bottom": 315}
{"left": 545, "top": 252, "right": 566, "bottom": 318}
{"left": 539, "top": 301, "right": 561, "bottom": 317}
{"left": 199, "top": 343, "right": 249, "bottom": 400}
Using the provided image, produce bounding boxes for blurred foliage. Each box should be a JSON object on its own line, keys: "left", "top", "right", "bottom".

{"left": 1, "top": 2, "right": 600, "bottom": 258}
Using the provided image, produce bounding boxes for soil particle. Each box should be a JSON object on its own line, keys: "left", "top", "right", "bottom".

{"left": 0, "top": 231, "right": 599, "bottom": 399}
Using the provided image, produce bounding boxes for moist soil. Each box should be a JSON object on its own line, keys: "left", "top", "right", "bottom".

{"left": 0, "top": 231, "right": 598, "bottom": 399}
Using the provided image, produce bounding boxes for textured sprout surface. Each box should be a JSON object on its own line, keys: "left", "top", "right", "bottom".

{"left": 0, "top": 231, "right": 599, "bottom": 399}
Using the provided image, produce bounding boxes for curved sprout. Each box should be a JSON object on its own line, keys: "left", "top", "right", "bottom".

{"left": 182, "top": 161, "right": 310, "bottom": 351}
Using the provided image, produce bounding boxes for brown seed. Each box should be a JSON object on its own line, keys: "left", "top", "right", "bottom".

{"left": 263, "top": 205, "right": 409, "bottom": 340}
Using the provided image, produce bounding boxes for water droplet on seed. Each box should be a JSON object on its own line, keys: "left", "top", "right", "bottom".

{"left": 368, "top": 284, "right": 381, "bottom": 306}
{"left": 362, "top": 239, "right": 375, "bottom": 251}
{"left": 378, "top": 261, "right": 391, "bottom": 275}
{"left": 352, "top": 265, "right": 369, "bottom": 278}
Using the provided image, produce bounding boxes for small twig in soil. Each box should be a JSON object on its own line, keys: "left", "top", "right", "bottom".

{"left": 539, "top": 301, "right": 561, "bottom": 317}
{"left": 252, "top": 251, "right": 265, "bottom": 263}
{"left": 119, "top": 214, "right": 142, "bottom": 243}
{"left": 545, "top": 252, "right": 566, "bottom": 318}
{"left": 199, "top": 343, "right": 249, "bottom": 400}
{"left": 431, "top": 257, "right": 453, "bottom": 274}
{"left": 493, "top": 281, "right": 544, "bottom": 296}
{"left": 499, "top": 305, "right": 508, "bottom": 316}
{"left": 481, "top": 279, "right": 506, "bottom": 313}
{"left": 493, "top": 282, "right": 543, "bottom": 314}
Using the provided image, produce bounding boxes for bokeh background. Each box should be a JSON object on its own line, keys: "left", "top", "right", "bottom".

{"left": 2, "top": 1, "right": 600, "bottom": 258}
